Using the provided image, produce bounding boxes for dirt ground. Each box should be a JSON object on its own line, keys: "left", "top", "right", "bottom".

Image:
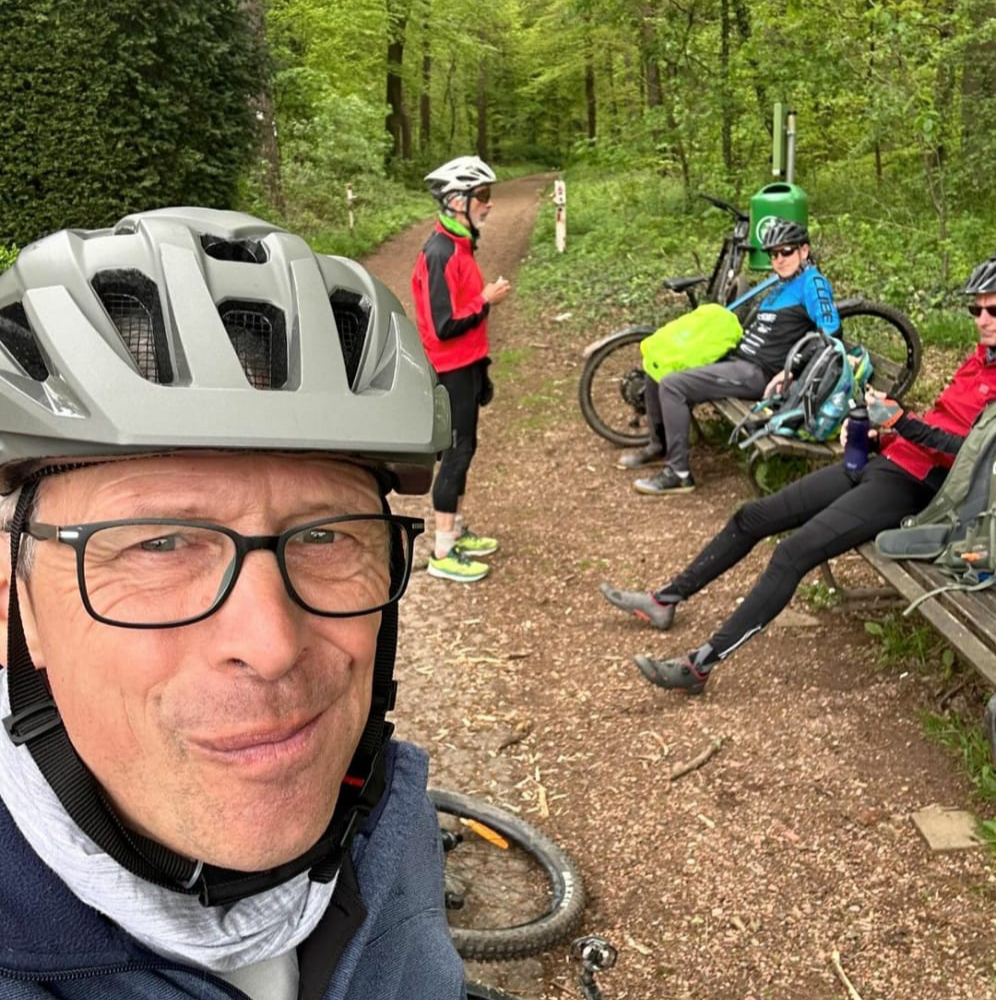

{"left": 362, "top": 175, "right": 996, "bottom": 1000}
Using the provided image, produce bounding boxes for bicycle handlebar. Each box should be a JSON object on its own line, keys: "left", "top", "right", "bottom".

{"left": 698, "top": 192, "right": 750, "bottom": 224}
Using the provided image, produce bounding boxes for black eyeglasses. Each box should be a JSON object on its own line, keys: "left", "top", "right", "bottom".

{"left": 24, "top": 514, "right": 424, "bottom": 629}
{"left": 968, "top": 304, "right": 997, "bottom": 318}
{"left": 767, "top": 245, "right": 800, "bottom": 259}
{"left": 470, "top": 187, "right": 492, "bottom": 203}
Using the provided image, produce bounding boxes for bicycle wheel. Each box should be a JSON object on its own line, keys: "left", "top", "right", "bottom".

{"left": 466, "top": 984, "right": 530, "bottom": 1000}
{"left": 578, "top": 325, "right": 653, "bottom": 447}
{"left": 432, "top": 788, "right": 586, "bottom": 962}
{"left": 837, "top": 300, "right": 922, "bottom": 398}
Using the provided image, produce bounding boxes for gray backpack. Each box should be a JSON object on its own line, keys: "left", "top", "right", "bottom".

{"left": 875, "top": 402, "right": 996, "bottom": 611}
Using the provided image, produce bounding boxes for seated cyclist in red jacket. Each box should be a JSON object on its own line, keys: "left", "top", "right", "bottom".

{"left": 411, "top": 156, "right": 511, "bottom": 583}
{"left": 600, "top": 257, "right": 996, "bottom": 696}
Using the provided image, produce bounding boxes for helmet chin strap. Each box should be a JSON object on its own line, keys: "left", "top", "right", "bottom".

{"left": 1, "top": 477, "right": 399, "bottom": 907}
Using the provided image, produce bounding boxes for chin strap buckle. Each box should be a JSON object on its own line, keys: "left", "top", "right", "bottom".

{"left": 3, "top": 698, "right": 62, "bottom": 746}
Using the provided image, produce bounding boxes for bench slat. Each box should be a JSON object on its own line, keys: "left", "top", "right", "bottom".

{"left": 856, "top": 543, "right": 996, "bottom": 684}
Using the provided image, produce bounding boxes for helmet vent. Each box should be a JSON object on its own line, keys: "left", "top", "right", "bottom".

{"left": 200, "top": 235, "right": 269, "bottom": 265}
{"left": 217, "top": 300, "right": 288, "bottom": 389}
{"left": 91, "top": 270, "right": 173, "bottom": 384}
{"left": 0, "top": 303, "right": 48, "bottom": 381}
{"left": 329, "top": 289, "right": 372, "bottom": 387}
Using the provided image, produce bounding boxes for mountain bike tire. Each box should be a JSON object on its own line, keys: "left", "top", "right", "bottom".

{"left": 578, "top": 325, "right": 653, "bottom": 447}
{"left": 837, "top": 300, "right": 922, "bottom": 398}
{"left": 432, "top": 788, "right": 586, "bottom": 962}
{"left": 466, "top": 984, "right": 530, "bottom": 1000}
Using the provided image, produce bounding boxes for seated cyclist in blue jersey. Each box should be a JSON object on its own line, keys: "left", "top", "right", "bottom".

{"left": 618, "top": 219, "right": 840, "bottom": 494}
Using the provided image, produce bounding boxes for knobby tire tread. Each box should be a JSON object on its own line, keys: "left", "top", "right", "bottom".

{"left": 431, "top": 788, "right": 586, "bottom": 961}
{"left": 837, "top": 300, "right": 922, "bottom": 397}
{"left": 578, "top": 325, "right": 654, "bottom": 447}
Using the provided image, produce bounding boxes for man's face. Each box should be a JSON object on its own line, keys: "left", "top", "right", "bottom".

{"left": 5, "top": 453, "right": 386, "bottom": 871}
{"left": 769, "top": 243, "right": 808, "bottom": 279}
{"left": 973, "top": 292, "right": 996, "bottom": 347}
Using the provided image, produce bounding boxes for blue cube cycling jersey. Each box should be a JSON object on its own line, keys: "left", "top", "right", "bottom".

{"left": 734, "top": 265, "right": 840, "bottom": 377}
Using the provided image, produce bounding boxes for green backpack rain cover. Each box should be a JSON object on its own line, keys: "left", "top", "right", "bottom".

{"left": 640, "top": 304, "right": 743, "bottom": 381}
{"left": 875, "top": 402, "right": 996, "bottom": 610}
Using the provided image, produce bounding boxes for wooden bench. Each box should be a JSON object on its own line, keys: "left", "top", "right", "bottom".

{"left": 822, "top": 543, "right": 996, "bottom": 685}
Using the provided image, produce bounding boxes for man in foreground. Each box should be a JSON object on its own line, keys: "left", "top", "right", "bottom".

{"left": 0, "top": 208, "right": 463, "bottom": 998}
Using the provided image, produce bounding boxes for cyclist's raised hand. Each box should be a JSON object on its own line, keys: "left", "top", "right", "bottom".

{"left": 483, "top": 276, "right": 511, "bottom": 305}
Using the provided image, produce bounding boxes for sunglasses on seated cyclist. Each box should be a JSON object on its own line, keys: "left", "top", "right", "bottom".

{"left": 766, "top": 245, "right": 801, "bottom": 259}
{"left": 968, "top": 304, "right": 997, "bottom": 318}
{"left": 470, "top": 187, "right": 492, "bottom": 203}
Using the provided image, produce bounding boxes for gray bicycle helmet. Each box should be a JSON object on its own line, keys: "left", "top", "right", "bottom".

{"left": 424, "top": 155, "right": 496, "bottom": 206}
{"left": 0, "top": 208, "right": 451, "bottom": 907}
{"left": 760, "top": 219, "right": 810, "bottom": 250}
{"left": 962, "top": 256, "right": 996, "bottom": 295}
{"left": 0, "top": 207, "right": 450, "bottom": 494}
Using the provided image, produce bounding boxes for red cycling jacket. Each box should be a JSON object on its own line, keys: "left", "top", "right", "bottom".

{"left": 882, "top": 343, "right": 996, "bottom": 481}
{"left": 411, "top": 219, "right": 490, "bottom": 374}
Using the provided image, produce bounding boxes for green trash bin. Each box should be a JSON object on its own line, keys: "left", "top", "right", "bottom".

{"left": 748, "top": 182, "right": 809, "bottom": 271}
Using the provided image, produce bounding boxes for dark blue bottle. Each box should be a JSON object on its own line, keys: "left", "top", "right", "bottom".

{"left": 844, "top": 406, "right": 870, "bottom": 471}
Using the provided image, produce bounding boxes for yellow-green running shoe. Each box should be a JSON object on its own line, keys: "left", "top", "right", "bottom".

{"left": 452, "top": 526, "right": 499, "bottom": 557}
{"left": 427, "top": 547, "right": 490, "bottom": 583}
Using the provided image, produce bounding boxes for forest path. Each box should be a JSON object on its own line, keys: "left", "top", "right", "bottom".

{"left": 363, "top": 175, "right": 994, "bottom": 1000}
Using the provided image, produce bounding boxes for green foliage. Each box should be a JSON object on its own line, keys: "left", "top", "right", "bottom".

{"left": 516, "top": 166, "right": 991, "bottom": 359}
{"left": 923, "top": 710, "right": 997, "bottom": 849}
{"left": 0, "top": 246, "right": 19, "bottom": 273}
{"left": 862, "top": 612, "right": 966, "bottom": 675}
{"left": 797, "top": 579, "right": 842, "bottom": 612}
{"left": 0, "top": 0, "right": 261, "bottom": 245}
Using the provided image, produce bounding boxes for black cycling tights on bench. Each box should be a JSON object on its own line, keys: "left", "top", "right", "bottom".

{"left": 659, "top": 457, "right": 937, "bottom": 659}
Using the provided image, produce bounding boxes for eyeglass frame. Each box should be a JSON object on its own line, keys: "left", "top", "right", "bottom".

{"left": 22, "top": 513, "right": 425, "bottom": 630}
{"left": 469, "top": 186, "right": 492, "bottom": 204}
{"left": 766, "top": 245, "right": 803, "bottom": 260}
{"left": 967, "top": 304, "right": 997, "bottom": 318}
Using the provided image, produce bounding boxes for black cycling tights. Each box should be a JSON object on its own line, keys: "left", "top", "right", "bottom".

{"left": 432, "top": 363, "right": 484, "bottom": 514}
{"left": 658, "top": 457, "right": 937, "bottom": 659}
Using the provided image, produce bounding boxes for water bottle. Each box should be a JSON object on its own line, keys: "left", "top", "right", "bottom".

{"left": 843, "top": 406, "right": 870, "bottom": 471}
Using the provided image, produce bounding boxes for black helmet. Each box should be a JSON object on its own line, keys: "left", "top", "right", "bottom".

{"left": 760, "top": 219, "right": 810, "bottom": 251}
{"left": 962, "top": 257, "right": 996, "bottom": 295}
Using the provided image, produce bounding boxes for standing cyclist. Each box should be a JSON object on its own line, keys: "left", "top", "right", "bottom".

{"left": 0, "top": 208, "right": 465, "bottom": 999}
{"left": 619, "top": 220, "right": 840, "bottom": 494}
{"left": 412, "top": 156, "right": 511, "bottom": 582}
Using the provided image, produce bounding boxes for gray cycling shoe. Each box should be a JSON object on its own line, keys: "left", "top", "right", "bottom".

{"left": 599, "top": 583, "right": 677, "bottom": 630}
{"left": 616, "top": 442, "right": 665, "bottom": 470}
{"left": 634, "top": 654, "right": 711, "bottom": 695}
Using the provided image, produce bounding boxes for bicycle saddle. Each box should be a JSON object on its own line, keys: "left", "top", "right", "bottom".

{"left": 662, "top": 276, "right": 708, "bottom": 293}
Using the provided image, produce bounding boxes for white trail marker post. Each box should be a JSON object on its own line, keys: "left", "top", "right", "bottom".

{"left": 553, "top": 178, "right": 567, "bottom": 253}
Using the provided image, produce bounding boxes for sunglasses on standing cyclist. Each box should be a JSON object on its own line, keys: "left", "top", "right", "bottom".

{"left": 767, "top": 245, "right": 802, "bottom": 260}
{"left": 470, "top": 187, "right": 492, "bottom": 204}
{"left": 967, "top": 304, "right": 997, "bottom": 318}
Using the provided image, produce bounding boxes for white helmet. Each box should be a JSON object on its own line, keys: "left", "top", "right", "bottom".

{"left": 424, "top": 156, "right": 496, "bottom": 206}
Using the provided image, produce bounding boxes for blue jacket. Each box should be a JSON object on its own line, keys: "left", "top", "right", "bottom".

{"left": 735, "top": 264, "right": 840, "bottom": 377}
{"left": 0, "top": 740, "right": 466, "bottom": 1000}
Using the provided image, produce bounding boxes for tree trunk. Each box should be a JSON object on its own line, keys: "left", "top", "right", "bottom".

{"left": 720, "top": 0, "right": 733, "bottom": 175}
{"left": 476, "top": 58, "right": 488, "bottom": 159}
{"left": 730, "top": 0, "right": 768, "bottom": 123}
{"left": 385, "top": 4, "right": 411, "bottom": 160}
{"left": 238, "top": 0, "right": 283, "bottom": 212}
{"left": 419, "top": 0, "right": 431, "bottom": 151}
{"left": 420, "top": 48, "right": 431, "bottom": 150}
{"left": 640, "top": 7, "right": 662, "bottom": 108}
{"left": 585, "top": 51, "right": 597, "bottom": 140}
